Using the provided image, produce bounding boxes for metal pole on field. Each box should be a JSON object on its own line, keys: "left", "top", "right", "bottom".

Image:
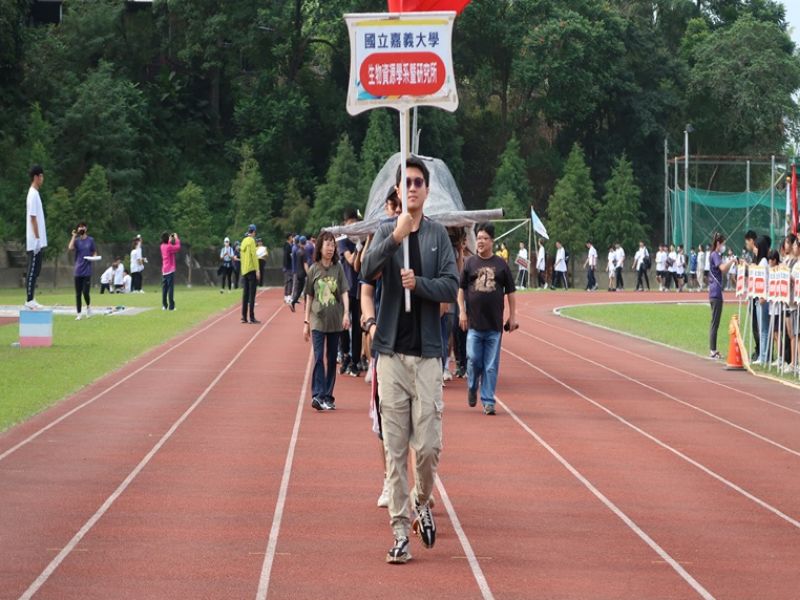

{"left": 664, "top": 139, "right": 669, "bottom": 245}
{"left": 684, "top": 126, "right": 691, "bottom": 253}
{"left": 746, "top": 159, "right": 751, "bottom": 232}
{"left": 527, "top": 217, "right": 532, "bottom": 289}
{"left": 770, "top": 155, "right": 775, "bottom": 243}
{"left": 399, "top": 108, "right": 411, "bottom": 312}
{"left": 674, "top": 153, "right": 679, "bottom": 245}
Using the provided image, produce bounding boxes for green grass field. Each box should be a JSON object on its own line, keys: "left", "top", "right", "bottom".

{"left": 0, "top": 285, "right": 240, "bottom": 432}
{"left": 560, "top": 301, "right": 739, "bottom": 357}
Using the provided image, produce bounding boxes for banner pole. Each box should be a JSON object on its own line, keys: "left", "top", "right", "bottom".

{"left": 399, "top": 107, "right": 411, "bottom": 312}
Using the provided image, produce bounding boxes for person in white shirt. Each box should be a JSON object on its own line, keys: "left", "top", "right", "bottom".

{"left": 100, "top": 261, "right": 117, "bottom": 294}
{"left": 536, "top": 240, "right": 547, "bottom": 289}
{"left": 584, "top": 241, "right": 598, "bottom": 291}
{"left": 113, "top": 257, "right": 125, "bottom": 292}
{"left": 696, "top": 244, "right": 706, "bottom": 291}
{"left": 703, "top": 244, "right": 711, "bottom": 289}
{"left": 130, "top": 235, "right": 146, "bottom": 293}
{"left": 614, "top": 243, "right": 625, "bottom": 290}
{"left": 666, "top": 244, "right": 677, "bottom": 290}
{"left": 633, "top": 241, "right": 650, "bottom": 291}
{"left": 606, "top": 245, "right": 617, "bottom": 291}
{"left": 122, "top": 270, "right": 132, "bottom": 293}
{"left": 25, "top": 165, "right": 48, "bottom": 309}
{"left": 674, "top": 245, "right": 686, "bottom": 292}
{"left": 515, "top": 241, "right": 529, "bottom": 289}
{"left": 655, "top": 245, "right": 667, "bottom": 291}
{"left": 553, "top": 241, "right": 568, "bottom": 289}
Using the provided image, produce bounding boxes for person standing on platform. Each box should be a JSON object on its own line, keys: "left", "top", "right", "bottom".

{"left": 240, "top": 224, "right": 260, "bottom": 324}
{"left": 25, "top": 165, "right": 47, "bottom": 309}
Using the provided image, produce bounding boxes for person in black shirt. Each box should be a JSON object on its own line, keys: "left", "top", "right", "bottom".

{"left": 282, "top": 233, "right": 294, "bottom": 303}
{"left": 457, "top": 223, "right": 517, "bottom": 415}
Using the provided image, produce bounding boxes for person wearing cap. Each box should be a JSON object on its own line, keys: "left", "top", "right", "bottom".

{"left": 130, "top": 235, "right": 145, "bottom": 293}
{"left": 256, "top": 237, "right": 269, "bottom": 287}
{"left": 290, "top": 236, "right": 309, "bottom": 311}
{"left": 219, "top": 236, "right": 234, "bottom": 293}
{"left": 240, "top": 224, "right": 260, "bottom": 323}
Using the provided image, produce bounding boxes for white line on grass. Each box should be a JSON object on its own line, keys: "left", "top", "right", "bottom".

{"left": 494, "top": 394, "right": 715, "bottom": 600}
{"left": 434, "top": 475, "right": 495, "bottom": 600}
{"left": 537, "top": 307, "right": 800, "bottom": 416}
{"left": 18, "top": 304, "right": 283, "bottom": 600}
{"left": 503, "top": 347, "right": 800, "bottom": 530}
{"left": 0, "top": 302, "right": 244, "bottom": 463}
{"left": 255, "top": 350, "right": 313, "bottom": 600}
{"left": 516, "top": 328, "right": 800, "bottom": 458}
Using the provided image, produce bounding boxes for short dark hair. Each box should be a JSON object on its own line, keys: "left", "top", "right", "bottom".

{"left": 755, "top": 234, "right": 771, "bottom": 262}
{"left": 29, "top": 165, "right": 44, "bottom": 180}
{"left": 314, "top": 231, "right": 339, "bottom": 263}
{"left": 161, "top": 231, "right": 170, "bottom": 244}
{"left": 476, "top": 222, "right": 495, "bottom": 239}
{"left": 767, "top": 249, "right": 780, "bottom": 263}
{"left": 744, "top": 230, "right": 757, "bottom": 241}
{"left": 395, "top": 155, "right": 430, "bottom": 188}
{"left": 343, "top": 207, "right": 359, "bottom": 222}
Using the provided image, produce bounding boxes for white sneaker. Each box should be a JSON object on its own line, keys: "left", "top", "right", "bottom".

{"left": 442, "top": 370, "right": 453, "bottom": 381}
{"left": 377, "top": 479, "right": 390, "bottom": 508}
{"left": 24, "top": 300, "right": 37, "bottom": 310}
{"left": 75, "top": 312, "right": 83, "bottom": 320}
{"left": 86, "top": 306, "right": 92, "bottom": 318}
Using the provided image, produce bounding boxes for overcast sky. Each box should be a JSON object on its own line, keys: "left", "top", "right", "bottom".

{"left": 785, "top": 1, "right": 800, "bottom": 48}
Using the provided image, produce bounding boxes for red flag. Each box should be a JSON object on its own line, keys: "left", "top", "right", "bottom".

{"left": 387, "top": 0, "right": 471, "bottom": 13}
{"left": 792, "top": 163, "right": 798, "bottom": 236}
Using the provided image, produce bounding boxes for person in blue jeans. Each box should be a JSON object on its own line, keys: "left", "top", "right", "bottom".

{"left": 457, "top": 222, "right": 517, "bottom": 415}
{"left": 303, "top": 231, "right": 350, "bottom": 410}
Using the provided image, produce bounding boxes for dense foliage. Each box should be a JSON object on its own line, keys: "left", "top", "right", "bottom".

{"left": 0, "top": 0, "right": 798, "bottom": 254}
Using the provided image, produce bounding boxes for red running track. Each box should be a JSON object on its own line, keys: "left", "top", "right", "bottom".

{"left": 0, "top": 288, "right": 798, "bottom": 599}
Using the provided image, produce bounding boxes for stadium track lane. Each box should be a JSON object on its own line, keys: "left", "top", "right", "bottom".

{"left": 0, "top": 291, "right": 288, "bottom": 599}
{"left": 493, "top": 289, "right": 800, "bottom": 599}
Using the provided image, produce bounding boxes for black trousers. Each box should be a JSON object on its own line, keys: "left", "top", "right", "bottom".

{"left": 339, "top": 295, "right": 362, "bottom": 365}
{"left": 751, "top": 298, "right": 760, "bottom": 355}
{"left": 220, "top": 266, "right": 233, "bottom": 290}
{"left": 241, "top": 271, "right": 257, "bottom": 321}
{"left": 75, "top": 275, "right": 91, "bottom": 313}
{"left": 291, "top": 272, "right": 307, "bottom": 305}
{"left": 709, "top": 298, "right": 723, "bottom": 352}
{"left": 615, "top": 266, "right": 624, "bottom": 289}
{"left": 131, "top": 271, "right": 143, "bottom": 292}
{"left": 636, "top": 266, "right": 650, "bottom": 290}
{"left": 26, "top": 250, "right": 43, "bottom": 302}
{"left": 259, "top": 259, "right": 266, "bottom": 287}
{"left": 585, "top": 267, "right": 596, "bottom": 290}
{"left": 537, "top": 270, "right": 547, "bottom": 288}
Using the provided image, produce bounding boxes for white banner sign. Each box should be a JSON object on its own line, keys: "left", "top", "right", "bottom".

{"left": 345, "top": 12, "right": 458, "bottom": 115}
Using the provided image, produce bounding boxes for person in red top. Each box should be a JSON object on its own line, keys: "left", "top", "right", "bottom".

{"left": 160, "top": 231, "right": 181, "bottom": 311}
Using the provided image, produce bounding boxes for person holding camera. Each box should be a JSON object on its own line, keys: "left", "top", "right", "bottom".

{"left": 160, "top": 231, "right": 180, "bottom": 311}
{"left": 68, "top": 222, "right": 97, "bottom": 320}
{"left": 457, "top": 222, "right": 517, "bottom": 416}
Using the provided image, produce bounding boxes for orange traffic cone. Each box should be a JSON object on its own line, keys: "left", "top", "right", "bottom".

{"left": 724, "top": 315, "right": 746, "bottom": 371}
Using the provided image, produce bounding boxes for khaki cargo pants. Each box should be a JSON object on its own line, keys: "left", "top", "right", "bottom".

{"left": 377, "top": 353, "right": 443, "bottom": 538}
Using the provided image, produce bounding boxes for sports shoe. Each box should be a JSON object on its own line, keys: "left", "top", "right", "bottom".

{"left": 289, "top": 302, "right": 296, "bottom": 313}
{"left": 339, "top": 355, "right": 351, "bottom": 375}
{"left": 386, "top": 536, "right": 411, "bottom": 564}
{"left": 467, "top": 388, "right": 477, "bottom": 407}
{"left": 249, "top": 319, "right": 262, "bottom": 324}
{"left": 709, "top": 351, "right": 721, "bottom": 360}
{"left": 377, "top": 479, "right": 390, "bottom": 508}
{"left": 455, "top": 365, "right": 466, "bottom": 378}
{"left": 311, "top": 397, "right": 331, "bottom": 411}
{"left": 326, "top": 397, "right": 336, "bottom": 410}
{"left": 442, "top": 369, "right": 453, "bottom": 382}
{"left": 483, "top": 403, "right": 496, "bottom": 415}
{"left": 412, "top": 500, "right": 436, "bottom": 549}
{"left": 75, "top": 312, "right": 83, "bottom": 321}
{"left": 347, "top": 365, "right": 360, "bottom": 377}
{"left": 24, "top": 300, "right": 38, "bottom": 310}
{"left": 86, "top": 306, "right": 92, "bottom": 318}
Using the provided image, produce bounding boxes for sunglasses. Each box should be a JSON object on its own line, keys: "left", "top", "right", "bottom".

{"left": 405, "top": 176, "right": 426, "bottom": 189}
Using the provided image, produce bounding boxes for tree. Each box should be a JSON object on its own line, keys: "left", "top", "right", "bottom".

{"left": 45, "top": 186, "right": 75, "bottom": 288}
{"left": 359, "top": 110, "right": 397, "bottom": 201}
{"left": 546, "top": 143, "right": 597, "bottom": 257}
{"left": 307, "top": 134, "right": 361, "bottom": 234}
{"left": 230, "top": 143, "right": 271, "bottom": 239}
{"left": 174, "top": 181, "right": 213, "bottom": 287}
{"left": 594, "top": 154, "right": 647, "bottom": 252}
{"left": 487, "top": 135, "right": 530, "bottom": 219}
{"left": 72, "top": 164, "right": 114, "bottom": 243}
{"left": 275, "top": 179, "right": 311, "bottom": 237}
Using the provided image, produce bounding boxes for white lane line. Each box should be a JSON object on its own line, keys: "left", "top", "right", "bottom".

{"left": 434, "top": 475, "right": 495, "bottom": 600}
{"left": 255, "top": 350, "right": 313, "bottom": 600}
{"left": 528, "top": 309, "right": 800, "bottom": 416}
{"left": 0, "top": 302, "right": 244, "bottom": 463}
{"left": 494, "top": 394, "right": 715, "bottom": 600}
{"left": 503, "top": 347, "right": 800, "bottom": 530}
{"left": 516, "top": 329, "right": 800, "bottom": 458}
{"left": 18, "top": 305, "right": 284, "bottom": 600}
